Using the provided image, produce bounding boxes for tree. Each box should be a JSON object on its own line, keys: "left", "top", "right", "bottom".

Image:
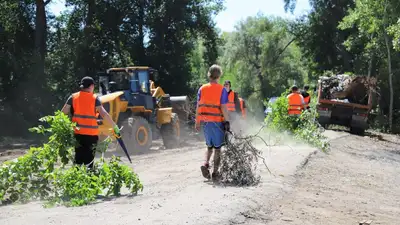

{"left": 284, "top": 0, "right": 357, "bottom": 74}
{"left": 219, "top": 15, "right": 307, "bottom": 113}
{"left": 339, "top": 0, "right": 400, "bottom": 132}
{"left": 0, "top": 0, "right": 225, "bottom": 137}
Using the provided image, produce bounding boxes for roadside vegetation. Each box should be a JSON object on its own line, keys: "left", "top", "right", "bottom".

{"left": 0, "top": 112, "right": 143, "bottom": 207}
{"left": 265, "top": 91, "right": 330, "bottom": 152}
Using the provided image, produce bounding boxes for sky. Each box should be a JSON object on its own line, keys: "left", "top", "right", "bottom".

{"left": 48, "top": 0, "right": 311, "bottom": 32}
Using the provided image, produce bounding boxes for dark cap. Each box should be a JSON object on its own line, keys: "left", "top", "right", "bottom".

{"left": 291, "top": 85, "right": 298, "bottom": 91}
{"left": 224, "top": 80, "right": 231, "bottom": 86}
{"left": 80, "top": 76, "right": 95, "bottom": 89}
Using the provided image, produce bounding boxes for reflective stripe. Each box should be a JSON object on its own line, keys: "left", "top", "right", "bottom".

{"left": 76, "top": 124, "right": 99, "bottom": 129}
{"left": 198, "top": 104, "right": 220, "bottom": 108}
{"left": 199, "top": 112, "right": 224, "bottom": 117}
{"left": 73, "top": 114, "right": 97, "bottom": 119}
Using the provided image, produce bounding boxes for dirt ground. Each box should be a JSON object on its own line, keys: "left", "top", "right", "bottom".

{"left": 0, "top": 128, "right": 399, "bottom": 225}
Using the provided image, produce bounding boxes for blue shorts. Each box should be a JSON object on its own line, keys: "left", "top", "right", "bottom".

{"left": 202, "top": 122, "right": 225, "bottom": 148}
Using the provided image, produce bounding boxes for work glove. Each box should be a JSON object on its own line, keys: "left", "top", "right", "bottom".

{"left": 113, "top": 125, "right": 121, "bottom": 137}
{"left": 223, "top": 121, "right": 230, "bottom": 132}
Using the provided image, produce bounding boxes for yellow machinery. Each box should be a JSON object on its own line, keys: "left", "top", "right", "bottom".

{"left": 96, "top": 66, "right": 187, "bottom": 153}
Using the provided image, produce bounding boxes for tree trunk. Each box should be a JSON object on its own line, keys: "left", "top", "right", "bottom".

{"left": 137, "top": 0, "right": 146, "bottom": 61}
{"left": 384, "top": 32, "right": 393, "bottom": 132}
{"left": 367, "top": 53, "right": 374, "bottom": 78}
{"left": 34, "top": 0, "right": 48, "bottom": 82}
{"left": 367, "top": 33, "right": 375, "bottom": 78}
{"left": 82, "top": 0, "right": 96, "bottom": 77}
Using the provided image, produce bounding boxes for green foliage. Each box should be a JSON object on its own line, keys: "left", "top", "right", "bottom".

{"left": 0, "top": 111, "right": 143, "bottom": 207}
{"left": 0, "top": 0, "right": 225, "bottom": 137}
{"left": 265, "top": 91, "right": 330, "bottom": 151}
{"left": 218, "top": 15, "right": 308, "bottom": 111}
{"left": 387, "top": 19, "right": 400, "bottom": 51}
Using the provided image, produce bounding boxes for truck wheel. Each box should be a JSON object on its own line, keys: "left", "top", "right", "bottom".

{"left": 119, "top": 116, "right": 153, "bottom": 154}
{"left": 160, "top": 113, "right": 180, "bottom": 149}
{"left": 350, "top": 126, "right": 365, "bottom": 136}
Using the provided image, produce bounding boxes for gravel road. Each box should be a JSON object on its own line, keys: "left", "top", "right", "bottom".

{"left": 0, "top": 128, "right": 399, "bottom": 225}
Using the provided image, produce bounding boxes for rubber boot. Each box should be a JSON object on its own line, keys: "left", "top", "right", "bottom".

{"left": 200, "top": 163, "right": 211, "bottom": 179}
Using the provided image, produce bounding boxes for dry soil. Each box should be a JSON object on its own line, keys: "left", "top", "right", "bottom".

{"left": 0, "top": 129, "right": 399, "bottom": 225}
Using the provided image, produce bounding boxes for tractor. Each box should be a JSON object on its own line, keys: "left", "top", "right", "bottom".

{"left": 96, "top": 66, "right": 188, "bottom": 154}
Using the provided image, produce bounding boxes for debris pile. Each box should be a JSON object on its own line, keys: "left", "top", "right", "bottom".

{"left": 319, "top": 74, "right": 374, "bottom": 105}
{"left": 219, "top": 129, "right": 271, "bottom": 186}
{"left": 319, "top": 74, "right": 352, "bottom": 100}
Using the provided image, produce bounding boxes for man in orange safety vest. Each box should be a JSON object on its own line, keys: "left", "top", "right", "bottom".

{"left": 195, "top": 65, "right": 230, "bottom": 181}
{"left": 287, "top": 85, "right": 307, "bottom": 116}
{"left": 61, "top": 76, "right": 120, "bottom": 169}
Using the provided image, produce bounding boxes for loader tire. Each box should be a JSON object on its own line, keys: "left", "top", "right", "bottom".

{"left": 119, "top": 116, "right": 152, "bottom": 154}
{"left": 160, "top": 113, "right": 180, "bottom": 149}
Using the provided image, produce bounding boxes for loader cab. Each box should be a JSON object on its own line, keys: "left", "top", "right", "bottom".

{"left": 99, "top": 67, "right": 157, "bottom": 110}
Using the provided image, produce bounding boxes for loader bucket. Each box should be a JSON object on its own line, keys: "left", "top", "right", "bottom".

{"left": 170, "top": 96, "right": 190, "bottom": 126}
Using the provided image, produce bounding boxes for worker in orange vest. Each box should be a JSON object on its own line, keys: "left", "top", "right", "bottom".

{"left": 223, "top": 80, "right": 241, "bottom": 123}
{"left": 300, "top": 85, "right": 311, "bottom": 109}
{"left": 287, "top": 85, "right": 307, "bottom": 116}
{"left": 61, "top": 76, "right": 120, "bottom": 169}
{"left": 239, "top": 97, "right": 247, "bottom": 119}
{"left": 195, "top": 65, "right": 230, "bottom": 181}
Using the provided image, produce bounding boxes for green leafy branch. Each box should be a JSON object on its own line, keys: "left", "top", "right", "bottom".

{"left": 0, "top": 111, "right": 143, "bottom": 207}
{"left": 264, "top": 91, "right": 330, "bottom": 151}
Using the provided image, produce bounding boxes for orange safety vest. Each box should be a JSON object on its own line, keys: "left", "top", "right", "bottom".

{"left": 196, "top": 83, "right": 225, "bottom": 123}
{"left": 303, "top": 94, "right": 310, "bottom": 108}
{"left": 239, "top": 98, "right": 246, "bottom": 119}
{"left": 287, "top": 93, "right": 303, "bottom": 115}
{"left": 71, "top": 91, "right": 99, "bottom": 136}
{"left": 226, "top": 91, "right": 235, "bottom": 112}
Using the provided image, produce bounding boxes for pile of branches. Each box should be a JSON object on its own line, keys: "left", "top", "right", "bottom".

{"left": 219, "top": 127, "right": 271, "bottom": 186}
{"left": 319, "top": 74, "right": 353, "bottom": 100}
{"left": 319, "top": 74, "right": 376, "bottom": 105}
{"left": 185, "top": 98, "right": 271, "bottom": 186}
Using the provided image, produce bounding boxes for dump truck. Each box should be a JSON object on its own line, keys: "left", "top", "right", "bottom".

{"left": 316, "top": 74, "right": 377, "bottom": 135}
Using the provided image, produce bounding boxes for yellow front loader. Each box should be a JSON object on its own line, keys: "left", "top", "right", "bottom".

{"left": 96, "top": 66, "right": 188, "bottom": 154}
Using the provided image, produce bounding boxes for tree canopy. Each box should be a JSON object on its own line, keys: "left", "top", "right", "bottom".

{"left": 1, "top": 0, "right": 400, "bottom": 136}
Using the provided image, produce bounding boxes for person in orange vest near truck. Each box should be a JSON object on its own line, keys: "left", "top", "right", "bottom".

{"left": 195, "top": 65, "right": 230, "bottom": 181}
{"left": 61, "top": 76, "right": 120, "bottom": 169}
{"left": 287, "top": 85, "right": 307, "bottom": 116}
{"left": 239, "top": 97, "right": 247, "bottom": 119}
{"left": 300, "top": 85, "right": 311, "bottom": 109}
{"left": 287, "top": 85, "right": 307, "bottom": 130}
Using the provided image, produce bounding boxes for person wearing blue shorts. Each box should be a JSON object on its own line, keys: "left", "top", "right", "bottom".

{"left": 195, "top": 64, "right": 230, "bottom": 180}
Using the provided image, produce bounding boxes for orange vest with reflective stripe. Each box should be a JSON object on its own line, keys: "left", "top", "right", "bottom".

{"left": 226, "top": 91, "right": 235, "bottom": 112}
{"left": 239, "top": 98, "right": 246, "bottom": 119}
{"left": 71, "top": 91, "right": 99, "bottom": 135}
{"left": 287, "top": 93, "right": 303, "bottom": 115}
{"left": 197, "top": 83, "right": 224, "bottom": 123}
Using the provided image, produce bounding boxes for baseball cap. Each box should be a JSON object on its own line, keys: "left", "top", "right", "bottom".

{"left": 80, "top": 76, "right": 95, "bottom": 89}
